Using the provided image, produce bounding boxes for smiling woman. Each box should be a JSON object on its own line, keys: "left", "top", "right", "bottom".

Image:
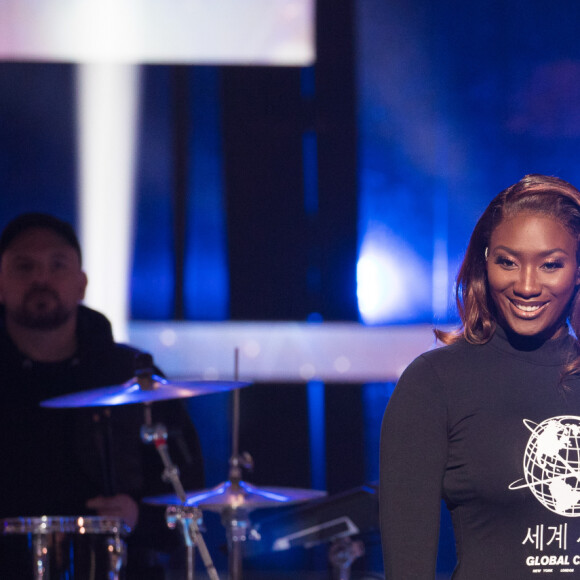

{"left": 486, "top": 214, "right": 580, "bottom": 342}
{"left": 437, "top": 175, "right": 580, "bottom": 355}
{"left": 380, "top": 175, "right": 580, "bottom": 580}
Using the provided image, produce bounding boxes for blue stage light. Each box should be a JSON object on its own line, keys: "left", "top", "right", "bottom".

{"left": 357, "top": 228, "right": 432, "bottom": 324}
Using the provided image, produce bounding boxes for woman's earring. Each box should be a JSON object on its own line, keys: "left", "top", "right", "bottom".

{"left": 484, "top": 247, "right": 489, "bottom": 261}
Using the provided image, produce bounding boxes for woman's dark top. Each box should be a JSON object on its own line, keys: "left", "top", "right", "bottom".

{"left": 380, "top": 327, "right": 580, "bottom": 579}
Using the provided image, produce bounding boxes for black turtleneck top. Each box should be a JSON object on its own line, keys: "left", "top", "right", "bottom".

{"left": 380, "top": 327, "right": 580, "bottom": 579}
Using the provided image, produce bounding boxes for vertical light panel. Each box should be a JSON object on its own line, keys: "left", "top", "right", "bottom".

{"left": 76, "top": 63, "right": 141, "bottom": 340}
{"left": 302, "top": 130, "right": 318, "bottom": 216}
{"left": 307, "top": 380, "right": 326, "bottom": 490}
{"left": 186, "top": 67, "right": 229, "bottom": 320}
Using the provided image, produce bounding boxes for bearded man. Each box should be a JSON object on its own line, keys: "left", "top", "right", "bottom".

{"left": 0, "top": 213, "right": 204, "bottom": 579}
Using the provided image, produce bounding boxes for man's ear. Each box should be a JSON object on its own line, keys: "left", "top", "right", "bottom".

{"left": 79, "top": 271, "right": 88, "bottom": 301}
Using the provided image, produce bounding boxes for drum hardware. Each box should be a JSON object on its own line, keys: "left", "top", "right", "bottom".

{"left": 32, "top": 531, "right": 47, "bottom": 579}
{"left": 1, "top": 516, "right": 129, "bottom": 580}
{"left": 165, "top": 504, "right": 205, "bottom": 569}
{"left": 145, "top": 350, "right": 326, "bottom": 580}
{"left": 145, "top": 466, "right": 325, "bottom": 580}
{"left": 328, "top": 537, "right": 365, "bottom": 580}
{"left": 141, "top": 421, "right": 220, "bottom": 580}
{"left": 40, "top": 376, "right": 251, "bottom": 408}
{"left": 40, "top": 376, "right": 249, "bottom": 580}
{"left": 106, "top": 533, "right": 126, "bottom": 580}
{"left": 40, "top": 353, "right": 326, "bottom": 579}
{"left": 145, "top": 479, "right": 327, "bottom": 512}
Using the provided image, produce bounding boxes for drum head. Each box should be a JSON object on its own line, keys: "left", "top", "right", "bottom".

{"left": 1, "top": 515, "right": 130, "bottom": 536}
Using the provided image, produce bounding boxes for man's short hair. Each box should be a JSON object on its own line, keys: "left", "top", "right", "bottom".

{"left": 0, "top": 213, "right": 82, "bottom": 263}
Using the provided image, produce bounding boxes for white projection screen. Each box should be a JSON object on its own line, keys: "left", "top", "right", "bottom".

{"left": 0, "top": 0, "right": 315, "bottom": 65}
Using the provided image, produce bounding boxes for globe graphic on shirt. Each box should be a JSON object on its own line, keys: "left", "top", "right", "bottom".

{"left": 509, "top": 416, "right": 580, "bottom": 516}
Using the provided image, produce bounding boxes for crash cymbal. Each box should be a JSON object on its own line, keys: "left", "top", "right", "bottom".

{"left": 144, "top": 480, "right": 327, "bottom": 513}
{"left": 40, "top": 375, "right": 251, "bottom": 408}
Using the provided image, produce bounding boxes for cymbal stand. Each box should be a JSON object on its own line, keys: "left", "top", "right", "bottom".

{"left": 141, "top": 422, "right": 220, "bottom": 580}
{"left": 221, "top": 451, "right": 260, "bottom": 580}
{"left": 220, "top": 349, "right": 260, "bottom": 580}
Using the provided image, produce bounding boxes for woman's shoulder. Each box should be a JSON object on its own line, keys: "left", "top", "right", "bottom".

{"left": 385, "top": 340, "right": 475, "bottom": 405}
{"left": 401, "top": 336, "right": 484, "bottom": 379}
{"left": 417, "top": 335, "right": 474, "bottom": 361}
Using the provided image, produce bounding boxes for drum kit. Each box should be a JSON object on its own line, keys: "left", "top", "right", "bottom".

{"left": 2, "top": 363, "right": 326, "bottom": 580}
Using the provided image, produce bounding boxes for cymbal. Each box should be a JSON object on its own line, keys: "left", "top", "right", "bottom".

{"left": 40, "top": 375, "right": 251, "bottom": 408}
{"left": 144, "top": 480, "right": 327, "bottom": 512}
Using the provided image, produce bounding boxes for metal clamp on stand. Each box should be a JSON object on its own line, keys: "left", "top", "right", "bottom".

{"left": 220, "top": 453, "right": 261, "bottom": 580}
{"left": 106, "top": 533, "right": 127, "bottom": 580}
{"left": 328, "top": 537, "right": 365, "bottom": 580}
{"left": 166, "top": 505, "right": 204, "bottom": 545}
{"left": 141, "top": 422, "right": 220, "bottom": 580}
{"left": 32, "top": 533, "right": 49, "bottom": 579}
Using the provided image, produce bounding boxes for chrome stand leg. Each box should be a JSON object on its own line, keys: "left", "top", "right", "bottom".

{"left": 106, "top": 533, "right": 126, "bottom": 580}
{"left": 32, "top": 533, "right": 49, "bottom": 579}
{"left": 222, "top": 506, "right": 260, "bottom": 580}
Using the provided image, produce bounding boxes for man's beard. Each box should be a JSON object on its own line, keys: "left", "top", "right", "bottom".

{"left": 10, "top": 287, "right": 75, "bottom": 330}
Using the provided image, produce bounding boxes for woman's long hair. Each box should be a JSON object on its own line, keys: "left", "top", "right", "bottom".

{"left": 436, "top": 174, "right": 580, "bottom": 378}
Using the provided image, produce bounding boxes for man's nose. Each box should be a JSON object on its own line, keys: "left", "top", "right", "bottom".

{"left": 29, "top": 264, "right": 51, "bottom": 283}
